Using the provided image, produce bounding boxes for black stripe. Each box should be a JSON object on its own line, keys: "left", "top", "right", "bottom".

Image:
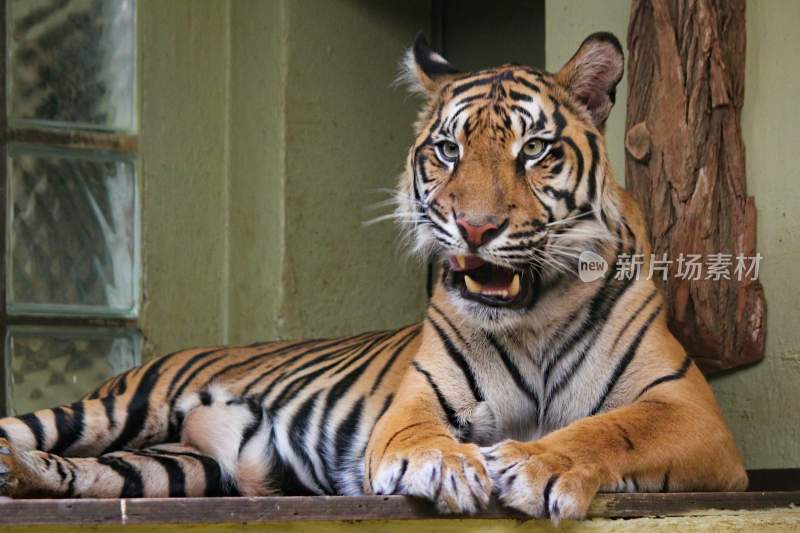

{"left": 140, "top": 447, "right": 233, "bottom": 496}
{"left": 272, "top": 442, "right": 312, "bottom": 495}
{"left": 147, "top": 454, "right": 187, "bottom": 497}
{"left": 267, "top": 358, "right": 345, "bottom": 411}
{"left": 512, "top": 74, "right": 542, "bottom": 93}
{"left": 428, "top": 318, "right": 484, "bottom": 402}
{"left": 333, "top": 396, "right": 365, "bottom": 479}
{"left": 591, "top": 305, "right": 663, "bottom": 415}
{"left": 635, "top": 355, "right": 693, "bottom": 400}
{"left": 288, "top": 390, "right": 328, "bottom": 493}
{"left": 18, "top": 413, "right": 45, "bottom": 450}
{"left": 98, "top": 456, "right": 144, "bottom": 498}
{"left": 205, "top": 339, "right": 321, "bottom": 384}
{"left": 369, "top": 327, "right": 421, "bottom": 394}
{"left": 450, "top": 75, "right": 495, "bottom": 97}
{"left": 541, "top": 225, "right": 634, "bottom": 386}
{"left": 615, "top": 423, "right": 635, "bottom": 450}
{"left": 238, "top": 399, "right": 265, "bottom": 454}
{"left": 429, "top": 303, "right": 468, "bottom": 346}
{"left": 543, "top": 288, "right": 657, "bottom": 414}
{"left": 508, "top": 89, "right": 533, "bottom": 102}
{"left": 50, "top": 402, "right": 85, "bottom": 455}
{"left": 101, "top": 395, "right": 116, "bottom": 430}
{"left": 165, "top": 349, "right": 220, "bottom": 398}
{"left": 609, "top": 290, "right": 658, "bottom": 352}
{"left": 65, "top": 460, "right": 76, "bottom": 497}
{"left": 169, "top": 354, "right": 227, "bottom": 404}
{"left": 330, "top": 332, "right": 394, "bottom": 376}
{"left": 376, "top": 393, "right": 394, "bottom": 423}
{"left": 55, "top": 459, "right": 67, "bottom": 482}
{"left": 585, "top": 131, "right": 600, "bottom": 202}
{"left": 412, "top": 362, "right": 461, "bottom": 432}
{"left": 314, "top": 337, "right": 392, "bottom": 491}
{"left": 105, "top": 358, "right": 170, "bottom": 453}
{"left": 165, "top": 354, "right": 228, "bottom": 440}
{"left": 242, "top": 335, "right": 372, "bottom": 397}
{"left": 486, "top": 334, "right": 539, "bottom": 414}
{"left": 543, "top": 474, "right": 559, "bottom": 518}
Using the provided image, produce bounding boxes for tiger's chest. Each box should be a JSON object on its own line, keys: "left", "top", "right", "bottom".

{"left": 460, "top": 339, "right": 600, "bottom": 445}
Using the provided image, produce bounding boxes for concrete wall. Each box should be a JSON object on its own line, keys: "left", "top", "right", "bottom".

{"left": 138, "top": 0, "right": 231, "bottom": 354}
{"left": 138, "top": 0, "right": 431, "bottom": 355}
{"left": 710, "top": 0, "right": 800, "bottom": 468}
{"left": 545, "top": 0, "right": 629, "bottom": 184}
{"left": 546, "top": 0, "right": 800, "bottom": 468}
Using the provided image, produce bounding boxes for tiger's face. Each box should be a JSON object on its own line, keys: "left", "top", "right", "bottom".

{"left": 397, "top": 33, "right": 625, "bottom": 327}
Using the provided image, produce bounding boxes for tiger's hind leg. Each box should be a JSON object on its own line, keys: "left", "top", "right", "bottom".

{"left": 0, "top": 439, "right": 237, "bottom": 498}
{"left": 0, "top": 386, "right": 276, "bottom": 498}
{"left": 174, "top": 385, "right": 276, "bottom": 496}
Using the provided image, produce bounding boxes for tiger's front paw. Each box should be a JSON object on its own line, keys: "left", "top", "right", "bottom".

{"left": 483, "top": 440, "right": 602, "bottom": 522}
{"left": 370, "top": 441, "right": 491, "bottom": 514}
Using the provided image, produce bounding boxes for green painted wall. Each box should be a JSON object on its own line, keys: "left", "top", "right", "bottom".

{"left": 138, "top": 0, "right": 432, "bottom": 354}
{"left": 710, "top": 0, "right": 800, "bottom": 468}
{"left": 138, "top": 0, "right": 231, "bottom": 355}
{"left": 226, "top": 0, "right": 287, "bottom": 344}
{"left": 546, "top": 0, "right": 800, "bottom": 468}
{"left": 278, "top": 0, "right": 431, "bottom": 340}
{"left": 545, "top": 0, "right": 629, "bottom": 184}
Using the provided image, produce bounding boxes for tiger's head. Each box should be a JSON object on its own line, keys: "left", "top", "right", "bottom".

{"left": 396, "top": 32, "right": 627, "bottom": 328}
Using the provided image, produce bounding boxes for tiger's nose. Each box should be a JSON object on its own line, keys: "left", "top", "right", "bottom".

{"left": 456, "top": 217, "right": 508, "bottom": 249}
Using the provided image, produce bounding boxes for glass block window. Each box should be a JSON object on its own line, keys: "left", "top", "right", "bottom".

{"left": 1, "top": 0, "right": 140, "bottom": 416}
{"left": 5, "top": 326, "right": 141, "bottom": 414}
{"left": 7, "top": 0, "right": 136, "bottom": 131}
{"left": 7, "top": 145, "right": 139, "bottom": 317}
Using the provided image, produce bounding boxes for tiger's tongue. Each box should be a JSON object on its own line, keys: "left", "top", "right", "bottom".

{"left": 448, "top": 255, "right": 486, "bottom": 272}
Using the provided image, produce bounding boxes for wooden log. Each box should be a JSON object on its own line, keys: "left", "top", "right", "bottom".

{"left": 625, "top": 0, "right": 766, "bottom": 373}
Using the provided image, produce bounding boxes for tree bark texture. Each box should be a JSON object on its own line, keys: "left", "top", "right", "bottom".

{"left": 625, "top": 0, "right": 766, "bottom": 373}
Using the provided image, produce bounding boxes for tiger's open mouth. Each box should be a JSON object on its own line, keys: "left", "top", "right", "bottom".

{"left": 446, "top": 255, "right": 534, "bottom": 308}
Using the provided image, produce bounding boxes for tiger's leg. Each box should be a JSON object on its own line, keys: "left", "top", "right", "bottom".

{"left": 0, "top": 440, "right": 238, "bottom": 498}
{"left": 364, "top": 363, "right": 493, "bottom": 514}
{"left": 0, "top": 385, "right": 274, "bottom": 498}
{"left": 484, "top": 357, "right": 748, "bottom": 522}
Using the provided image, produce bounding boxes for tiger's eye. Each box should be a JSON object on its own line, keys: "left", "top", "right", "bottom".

{"left": 438, "top": 140, "right": 460, "bottom": 162}
{"left": 522, "top": 139, "right": 546, "bottom": 158}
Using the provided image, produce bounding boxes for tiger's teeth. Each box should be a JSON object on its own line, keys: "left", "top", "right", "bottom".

{"left": 464, "top": 275, "right": 482, "bottom": 293}
{"left": 457, "top": 255, "right": 467, "bottom": 269}
{"left": 508, "top": 274, "right": 521, "bottom": 298}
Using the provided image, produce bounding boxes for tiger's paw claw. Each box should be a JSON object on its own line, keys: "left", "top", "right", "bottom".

{"left": 482, "top": 439, "right": 600, "bottom": 522}
{"left": 371, "top": 442, "right": 491, "bottom": 514}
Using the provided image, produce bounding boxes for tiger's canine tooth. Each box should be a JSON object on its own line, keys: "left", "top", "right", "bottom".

{"left": 464, "top": 275, "right": 482, "bottom": 293}
{"left": 508, "top": 274, "right": 521, "bottom": 298}
{"left": 457, "top": 255, "right": 467, "bottom": 269}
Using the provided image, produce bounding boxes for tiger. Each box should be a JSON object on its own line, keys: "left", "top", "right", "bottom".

{"left": 0, "top": 32, "right": 747, "bottom": 521}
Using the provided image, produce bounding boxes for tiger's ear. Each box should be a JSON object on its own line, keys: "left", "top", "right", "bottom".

{"left": 400, "top": 32, "right": 459, "bottom": 96}
{"left": 556, "top": 32, "right": 624, "bottom": 127}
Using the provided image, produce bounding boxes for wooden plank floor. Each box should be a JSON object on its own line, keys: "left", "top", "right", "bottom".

{"left": 0, "top": 491, "right": 798, "bottom": 526}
